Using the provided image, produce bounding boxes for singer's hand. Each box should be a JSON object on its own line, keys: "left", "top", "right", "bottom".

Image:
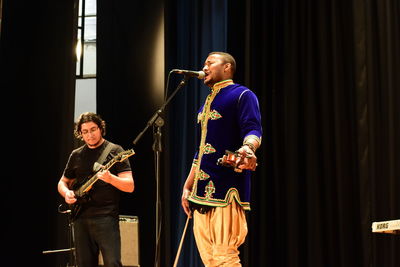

{"left": 181, "top": 188, "right": 192, "bottom": 218}
{"left": 236, "top": 146, "right": 258, "bottom": 171}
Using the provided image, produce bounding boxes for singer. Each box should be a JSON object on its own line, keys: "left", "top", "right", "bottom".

{"left": 181, "top": 52, "right": 262, "bottom": 266}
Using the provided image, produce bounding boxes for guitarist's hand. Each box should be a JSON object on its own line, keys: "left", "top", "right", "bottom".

{"left": 97, "top": 169, "right": 113, "bottom": 183}
{"left": 65, "top": 190, "right": 77, "bottom": 204}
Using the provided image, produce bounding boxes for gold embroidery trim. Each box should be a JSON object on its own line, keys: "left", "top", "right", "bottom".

{"left": 244, "top": 134, "right": 262, "bottom": 145}
{"left": 190, "top": 80, "right": 234, "bottom": 197}
{"left": 204, "top": 180, "right": 216, "bottom": 200}
{"left": 209, "top": 110, "right": 222, "bottom": 120}
{"left": 202, "top": 143, "right": 216, "bottom": 154}
{"left": 199, "top": 169, "right": 210, "bottom": 180}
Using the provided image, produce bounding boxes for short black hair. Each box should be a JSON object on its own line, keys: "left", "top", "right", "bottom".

{"left": 208, "top": 51, "right": 236, "bottom": 74}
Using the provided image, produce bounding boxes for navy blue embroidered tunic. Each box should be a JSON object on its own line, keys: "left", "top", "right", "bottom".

{"left": 188, "top": 79, "right": 262, "bottom": 210}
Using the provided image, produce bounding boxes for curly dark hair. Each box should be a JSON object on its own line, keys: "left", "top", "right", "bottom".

{"left": 74, "top": 112, "right": 106, "bottom": 139}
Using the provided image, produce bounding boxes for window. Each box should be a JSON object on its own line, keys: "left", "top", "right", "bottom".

{"left": 76, "top": 0, "right": 96, "bottom": 78}
{"left": 74, "top": 0, "right": 97, "bottom": 119}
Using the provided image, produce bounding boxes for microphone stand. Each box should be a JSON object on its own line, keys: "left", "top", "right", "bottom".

{"left": 132, "top": 74, "right": 190, "bottom": 267}
{"left": 43, "top": 206, "right": 78, "bottom": 267}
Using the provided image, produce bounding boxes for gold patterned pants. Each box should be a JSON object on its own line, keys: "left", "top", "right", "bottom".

{"left": 193, "top": 200, "right": 248, "bottom": 267}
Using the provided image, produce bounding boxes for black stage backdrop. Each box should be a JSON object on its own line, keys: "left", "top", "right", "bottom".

{"left": 96, "top": 1, "right": 166, "bottom": 267}
{"left": 1, "top": 0, "right": 76, "bottom": 266}
{"left": 1, "top": 0, "right": 399, "bottom": 267}
{"left": 243, "top": 1, "right": 400, "bottom": 266}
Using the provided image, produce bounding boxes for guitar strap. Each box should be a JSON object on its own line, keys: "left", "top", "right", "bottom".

{"left": 93, "top": 141, "right": 114, "bottom": 172}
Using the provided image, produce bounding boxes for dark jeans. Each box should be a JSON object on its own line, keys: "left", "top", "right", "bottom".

{"left": 73, "top": 216, "right": 122, "bottom": 267}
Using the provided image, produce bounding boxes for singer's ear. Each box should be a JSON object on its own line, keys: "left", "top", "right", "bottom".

{"left": 224, "top": 63, "right": 233, "bottom": 75}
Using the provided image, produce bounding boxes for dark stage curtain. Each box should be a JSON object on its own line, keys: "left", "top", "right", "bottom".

{"left": 246, "top": 1, "right": 400, "bottom": 266}
{"left": 96, "top": 1, "right": 165, "bottom": 267}
{"left": 1, "top": 0, "right": 77, "bottom": 266}
{"left": 165, "top": 1, "right": 400, "bottom": 267}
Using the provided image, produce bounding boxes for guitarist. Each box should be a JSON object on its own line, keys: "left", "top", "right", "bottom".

{"left": 58, "top": 112, "right": 134, "bottom": 267}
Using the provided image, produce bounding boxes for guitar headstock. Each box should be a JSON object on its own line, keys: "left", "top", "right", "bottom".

{"left": 115, "top": 149, "right": 135, "bottom": 162}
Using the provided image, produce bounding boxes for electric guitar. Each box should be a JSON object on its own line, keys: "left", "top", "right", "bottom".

{"left": 68, "top": 149, "right": 135, "bottom": 220}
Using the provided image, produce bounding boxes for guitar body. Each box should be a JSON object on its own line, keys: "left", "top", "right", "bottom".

{"left": 63, "top": 149, "right": 135, "bottom": 221}
{"left": 69, "top": 194, "right": 90, "bottom": 221}
{"left": 68, "top": 181, "right": 91, "bottom": 220}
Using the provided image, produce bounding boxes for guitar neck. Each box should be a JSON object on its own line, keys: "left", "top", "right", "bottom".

{"left": 74, "top": 159, "right": 118, "bottom": 197}
{"left": 72, "top": 149, "right": 135, "bottom": 198}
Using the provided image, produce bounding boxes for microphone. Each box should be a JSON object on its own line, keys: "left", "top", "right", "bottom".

{"left": 171, "top": 69, "right": 205, "bottom": 79}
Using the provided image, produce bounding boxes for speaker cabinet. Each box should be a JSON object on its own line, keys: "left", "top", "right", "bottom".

{"left": 99, "top": 215, "right": 140, "bottom": 267}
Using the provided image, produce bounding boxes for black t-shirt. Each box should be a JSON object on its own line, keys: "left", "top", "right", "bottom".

{"left": 63, "top": 140, "right": 132, "bottom": 218}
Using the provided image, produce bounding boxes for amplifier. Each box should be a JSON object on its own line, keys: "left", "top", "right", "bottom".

{"left": 99, "top": 215, "right": 140, "bottom": 267}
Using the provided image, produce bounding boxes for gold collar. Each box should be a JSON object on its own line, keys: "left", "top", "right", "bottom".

{"left": 211, "top": 79, "right": 234, "bottom": 93}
